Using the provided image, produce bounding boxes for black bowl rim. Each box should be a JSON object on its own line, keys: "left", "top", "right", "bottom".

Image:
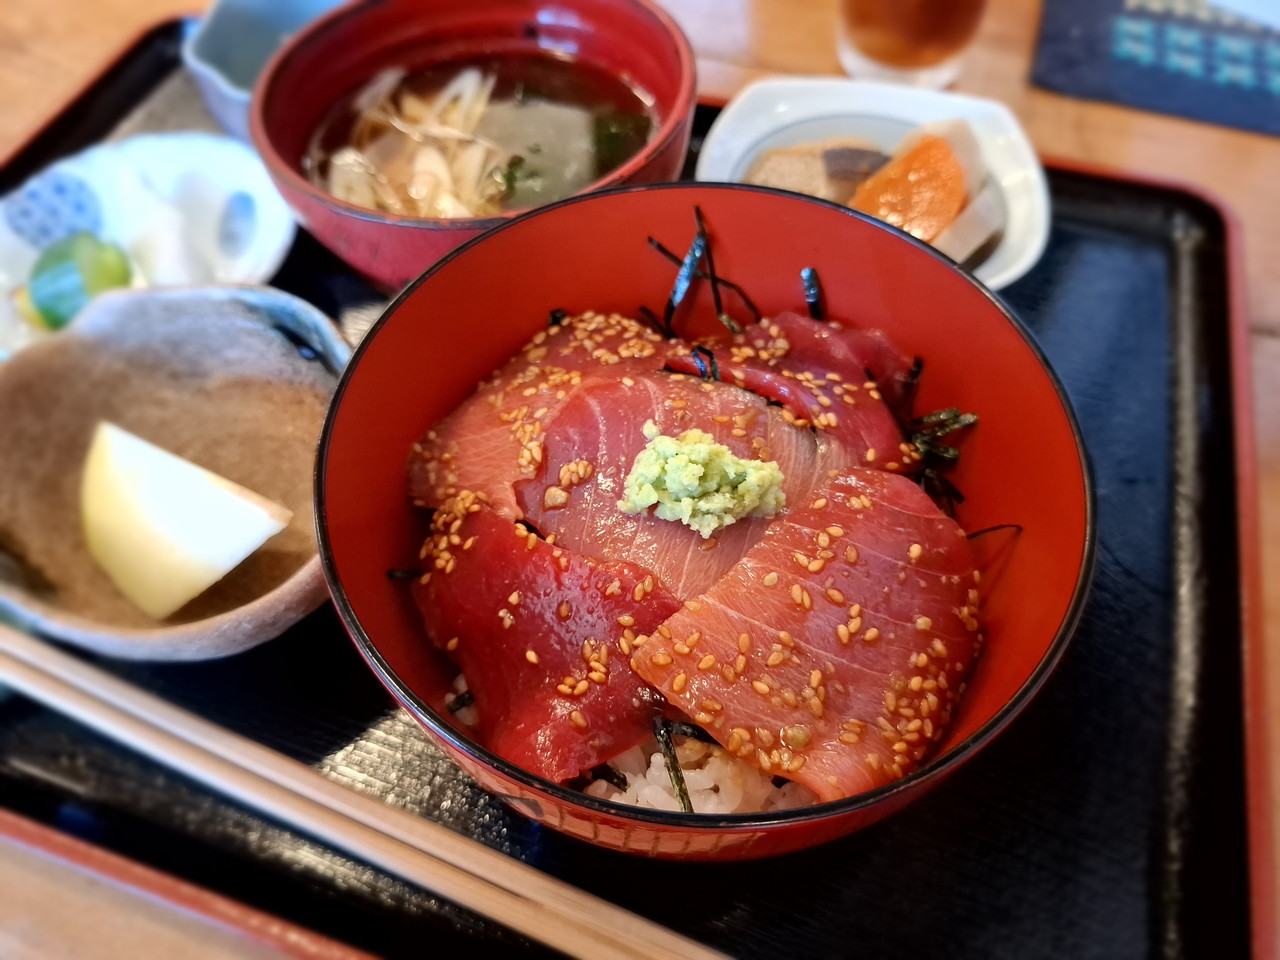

{"left": 315, "top": 180, "right": 1098, "bottom": 833}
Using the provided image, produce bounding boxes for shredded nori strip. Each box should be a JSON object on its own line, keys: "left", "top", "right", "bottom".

{"left": 667, "top": 720, "right": 719, "bottom": 744}
{"left": 692, "top": 207, "right": 741, "bottom": 333}
{"left": 662, "top": 224, "right": 708, "bottom": 335}
{"left": 690, "top": 345, "right": 721, "bottom": 382}
{"left": 637, "top": 304, "right": 668, "bottom": 338}
{"left": 654, "top": 718, "right": 694, "bottom": 813}
{"left": 800, "top": 267, "right": 825, "bottom": 320}
{"left": 590, "top": 763, "right": 630, "bottom": 792}
{"left": 902, "top": 356, "right": 924, "bottom": 409}
{"left": 446, "top": 690, "right": 474, "bottom": 713}
{"left": 966, "top": 523, "right": 1024, "bottom": 541}
{"left": 905, "top": 408, "right": 978, "bottom": 515}
{"left": 647, "top": 239, "right": 760, "bottom": 326}
{"left": 919, "top": 468, "right": 966, "bottom": 516}
{"left": 548, "top": 308, "right": 568, "bottom": 327}
{"left": 385, "top": 568, "right": 422, "bottom": 580}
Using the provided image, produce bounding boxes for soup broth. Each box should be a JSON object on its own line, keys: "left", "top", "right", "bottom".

{"left": 304, "top": 52, "right": 655, "bottom": 219}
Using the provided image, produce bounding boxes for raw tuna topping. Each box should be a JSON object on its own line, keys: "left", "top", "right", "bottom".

{"left": 408, "top": 305, "right": 980, "bottom": 811}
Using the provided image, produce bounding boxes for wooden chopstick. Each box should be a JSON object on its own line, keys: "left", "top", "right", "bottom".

{"left": 0, "top": 626, "right": 728, "bottom": 960}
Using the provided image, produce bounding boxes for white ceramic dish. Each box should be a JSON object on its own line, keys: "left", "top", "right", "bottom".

{"left": 0, "top": 132, "right": 296, "bottom": 359}
{"left": 695, "top": 77, "right": 1051, "bottom": 291}
{"left": 0, "top": 286, "right": 351, "bottom": 661}
{"left": 182, "top": 0, "right": 345, "bottom": 143}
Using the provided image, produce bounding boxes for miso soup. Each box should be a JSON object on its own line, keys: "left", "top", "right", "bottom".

{"left": 304, "top": 53, "right": 656, "bottom": 219}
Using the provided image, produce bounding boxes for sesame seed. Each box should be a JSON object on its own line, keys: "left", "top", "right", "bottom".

{"left": 845, "top": 545, "right": 860, "bottom": 564}
{"left": 837, "top": 624, "right": 851, "bottom": 644}
{"left": 508, "top": 591, "right": 522, "bottom": 606}
{"left": 573, "top": 679, "right": 590, "bottom": 696}
{"left": 446, "top": 637, "right": 459, "bottom": 652}
{"left": 763, "top": 572, "right": 780, "bottom": 587}
{"left": 864, "top": 627, "right": 880, "bottom": 644}
{"left": 651, "top": 652, "right": 673, "bottom": 666}
{"left": 557, "top": 683, "right": 574, "bottom": 695}
{"left": 570, "top": 710, "right": 587, "bottom": 728}
{"left": 589, "top": 671, "right": 608, "bottom": 684}
{"left": 557, "top": 601, "right": 572, "bottom": 621}
{"left": 865, "top": 448, "right": 877, "bottom": 462}
{"left": 674, "top": 642, "right": 691, "bottom": 655}
{"left": 767, "top": 649, "right": 787, "bottom": 667}
{"left": 751, "top": 680, "right": 771, "bottom": 695}
{"left": 525, "top": 649, "right": 539, "bottom": 664}
{"left": 908, "top": 543, "right": 923, "bottom": 561}
{"left": 809, "top": 669, "right": 823, "bottom": 689}
{"left": 617, "top": 615, "right": 635, "bottom": 627}
{"left": 605, "top": 579, "right": 622, "bottom": 596}
{"left": 827, "top": 588, "right": 845, "bottom": 604}
{"left": 807, "top": 558, "right": 825, "bottom": 574}
{"left": 698, "top": 654, "right": 716, "bottom": 670}
{"left": 738, "top": 634, "right": 751, "bottom": 654}
{"left": 791, "top": 584, "right": 804, "bottom": 605}
{"left": 499, "top": 609, "right": 515, "bottom": 629}
{"left": 671, "top": 672, "right": 687, "bottom": 692}
{"left": 916, "top": 616, "right": 933, "bottom": 631}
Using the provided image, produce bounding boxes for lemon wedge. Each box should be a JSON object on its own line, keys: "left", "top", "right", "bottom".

{"left": 80, "top": 422, "right": 292, "bottom": 619}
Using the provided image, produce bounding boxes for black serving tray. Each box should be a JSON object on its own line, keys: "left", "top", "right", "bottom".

{"left": 0, "top": 19, "right": 1252, "bottom": 960}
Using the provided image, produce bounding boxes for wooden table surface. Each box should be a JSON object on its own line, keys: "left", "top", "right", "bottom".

{"left": 3, "top": 0, "right": 1278, "bottom": 951}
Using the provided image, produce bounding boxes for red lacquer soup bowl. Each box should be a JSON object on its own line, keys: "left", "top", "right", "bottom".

{"left": 316, "top": 183, "right": 1095, "bottom": 860}
{"left": 251, "top": 0, "right": 695, "bottom": 294}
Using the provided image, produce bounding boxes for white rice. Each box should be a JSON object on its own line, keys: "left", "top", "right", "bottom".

{"left": 583, "top": 737, "right": 818, "bottom": 815}
{"left": 443, "top": 674, "right": 479, "bottom": 727}
{"left": 446, "top": 674, "right": 817, "bottom": 813}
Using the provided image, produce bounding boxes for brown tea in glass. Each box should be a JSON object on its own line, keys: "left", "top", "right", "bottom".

{"left": 837, "top": 0, "right": 988, "bottom": 88}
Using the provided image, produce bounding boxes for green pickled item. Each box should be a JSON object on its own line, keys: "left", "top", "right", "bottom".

{"left": 27, "top": 232, "right": 131, "bottom": 330}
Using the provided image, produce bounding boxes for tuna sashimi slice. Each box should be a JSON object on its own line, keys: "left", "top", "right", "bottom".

{"left": 629, "top": 468, "right": 980, "bottom": 802}
{"left": 665, "top": 312, "right": 919, "bottom": 470}
{"left": 411, "top": 491, "right": 679, "bottom": 782}
{"left": 409, "top": 312, "right": 675, "bottom": 510}
{"left": 516, "top": 370, "right": 825, "bottom": 599}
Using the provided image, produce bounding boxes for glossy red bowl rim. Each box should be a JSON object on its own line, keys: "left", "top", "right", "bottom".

{"left": 316, "top": 181, "right": 1098, "bottom": 831}
{"left": 249, "top": 0, "right": 697, "bottom": 233}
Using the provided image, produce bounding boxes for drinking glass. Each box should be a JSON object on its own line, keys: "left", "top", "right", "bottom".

{"left": 836, "top": 0, "right": 988, "bottom": 88}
